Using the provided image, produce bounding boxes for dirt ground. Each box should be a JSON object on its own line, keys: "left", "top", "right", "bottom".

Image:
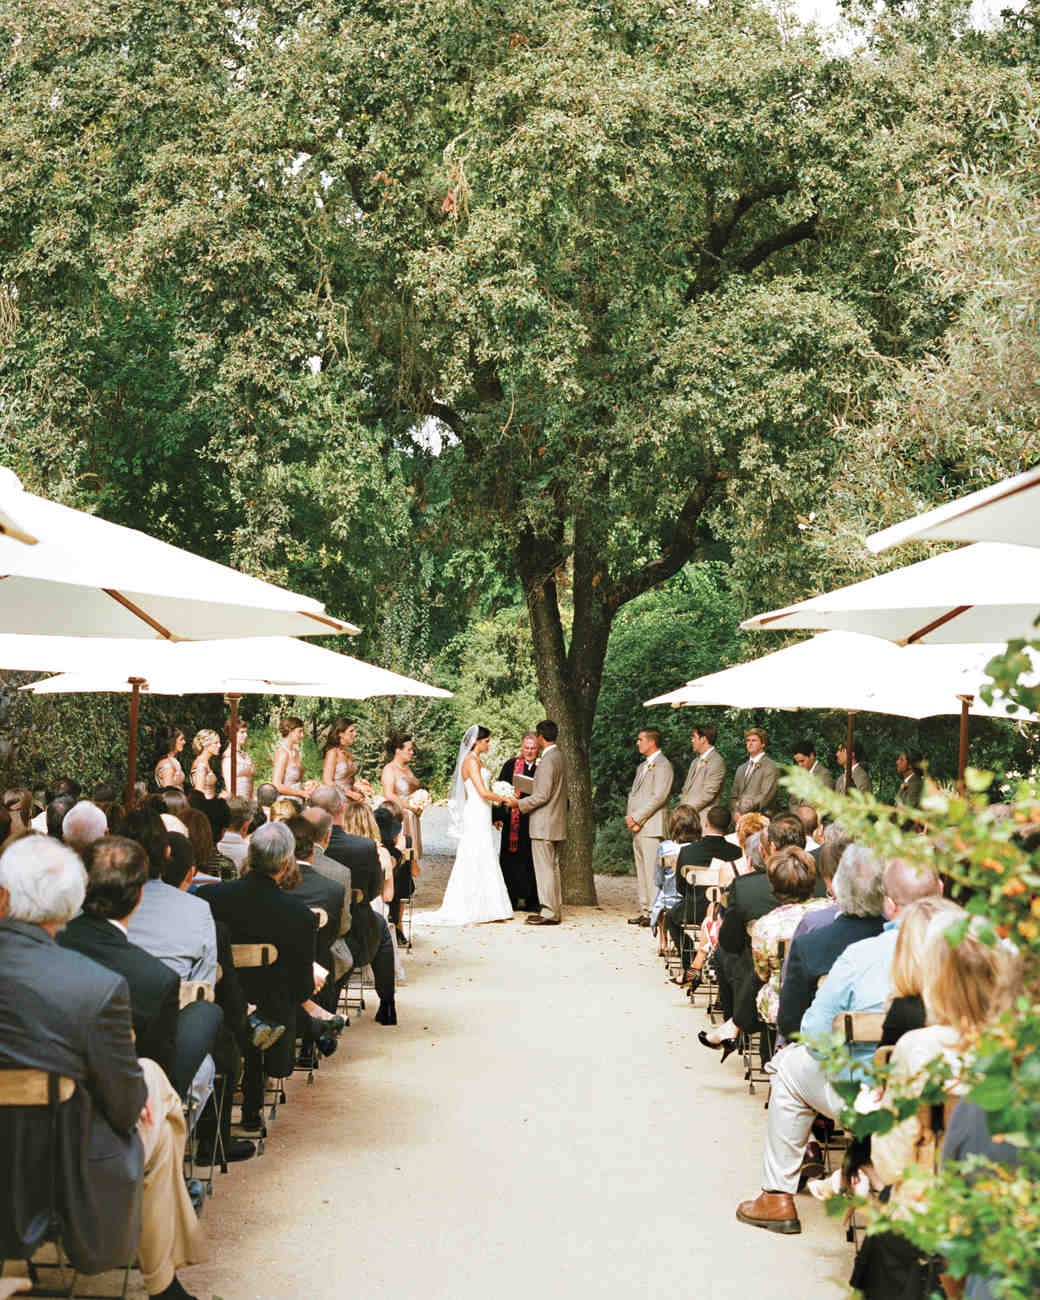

{"left": 171, "top": 855, "right": 851, "bottom": 1300}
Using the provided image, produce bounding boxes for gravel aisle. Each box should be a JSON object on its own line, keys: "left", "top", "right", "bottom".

{"left": 183, "top": 857, "right": 849, "bottom": 1300}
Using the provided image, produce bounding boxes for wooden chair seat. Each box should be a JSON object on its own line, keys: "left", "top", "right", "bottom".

{"left": 179, "top": 981, "right": 215, "bottom": 1010}
{"left": 0, "top": 1069, "right": 75, "bottom": 1106}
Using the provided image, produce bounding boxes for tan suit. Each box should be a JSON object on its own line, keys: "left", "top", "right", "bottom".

{"left": 680, "top": 747, "right": 726, "bottom": 812}
{"left": 789, "top": 759, "right": 834, "bottom": 810}
{"left": 730, "top": 755, "right": 780, "bottom": 814}
{"left": 518, "top": 744, "right": 567, "bottom": 919}
{"left": 627, "top": 751, "right": 675, "bottom": 914}
{"left": 836, "top": 764, "right": 872, "bottom": 797}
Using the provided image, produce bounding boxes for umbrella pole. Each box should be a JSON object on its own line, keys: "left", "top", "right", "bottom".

{"left": 957, "top": 695, "right": 973, "bottom": 793}
{"left": 227, "top": 693, "right": 241, "bottom": 795}
{"left": 125, "top": 678, "right": 146, "bottom": 808}
{"left": 845, "top": 711, "right": 855, "bottom": 792}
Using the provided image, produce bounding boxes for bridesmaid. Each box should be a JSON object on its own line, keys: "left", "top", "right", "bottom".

{"left": 380, "top": 732, "right": 423, "bottom": 866}
{"left": 321, "top": 716, "right": 373, "bottom": 804}
{"left": 221, "top": 717, "right": 255, "bottom": 801}
{"left": 272, "top": 716, "right": 317, "bottom": 800}
{"left": 153, "top": 725, "right": 186, "bottom": 791}
{"left": 190, "top": 728, "right": 221, "bottom": 799}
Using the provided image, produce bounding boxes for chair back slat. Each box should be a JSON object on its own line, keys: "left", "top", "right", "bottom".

{"left": 310, "top": 907, "right": 328, "bottom": 930}
{"left": 179, "top": 980, "right": 216, "bottom": 1009}
{"left": 832, "top": 1011, "right": 886, "bottom": 1045}
{"left": 231, "top": 942, "right": 279, "bottom": 969}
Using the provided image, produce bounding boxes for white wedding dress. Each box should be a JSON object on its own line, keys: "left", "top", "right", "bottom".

{"left": 427, "top": 775, "right": 514, "bottom": 925}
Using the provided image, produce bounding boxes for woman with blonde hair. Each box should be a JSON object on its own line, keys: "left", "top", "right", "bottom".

{"left": 343, "top": 799, "right": 403, "bottom": 984}
{"left": 718, "top": 811, "right": 769, "bottom": 888}
{"left": 190, "top": 728, "right": 221, "bottom": 799}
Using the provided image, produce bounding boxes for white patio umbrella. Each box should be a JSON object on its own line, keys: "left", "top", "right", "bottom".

{"left": 15, "top": 636, "right": 452, "bottom": 799}
{"left": 741, "top": 543, "right": 1040, "bottom": 646}
{"left": 0, "top": 467, "right": 359, "bottom": 639}
{"left": 868, "top": 465, "right": 1040, "bottom": 554}
{"left": 645, "top": 631, "right": 1038, "bottom": 787}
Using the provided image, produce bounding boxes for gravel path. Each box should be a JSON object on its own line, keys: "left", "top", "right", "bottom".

{"left": 175, "top": 858, "right": 850, "bottom": 1300}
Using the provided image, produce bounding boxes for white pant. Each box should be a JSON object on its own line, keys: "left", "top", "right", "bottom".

{"left": 761, "top": 1044, "right": 843, "bottom": 1193}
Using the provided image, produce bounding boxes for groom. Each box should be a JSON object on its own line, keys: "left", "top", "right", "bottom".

{"left": 516, "top": 719, "right": 567, "bottom": 926}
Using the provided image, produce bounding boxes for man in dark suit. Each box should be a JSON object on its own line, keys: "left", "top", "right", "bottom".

{"left": 197, "top": 821, "right": 317, "bottom": 1129}
{"left": 286, "top": 816, "right": 348, "bottom": 1041}
{"left": 310, "top": 784, "right": 398, "bottom": 1025}
{"left": 777, "top": 844, "right": 886, "bottom": 1041}
{"left": 0, "top": 836, "right": 201, "bottom": 1300}
{"left": 895, "top": 751, "right": 924, "bottom": 809}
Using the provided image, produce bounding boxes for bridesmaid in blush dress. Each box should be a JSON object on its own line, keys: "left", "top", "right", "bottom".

{"left": 190, "top": 729, "right": 221, "bottom": 799}
{"left": 321, "top": 716, "right": 372, "bottom": 804}
{"left": 272, "top": 716, "right": 317, "bottom": 801}
{"left": 153, "top": 725, "right": 186, "bottom": 791}
{"left": 381, "top": 732, "right": 425, "bottom": 941}
{"left": 221, "top": 717, "right": 255, "bottom": 801}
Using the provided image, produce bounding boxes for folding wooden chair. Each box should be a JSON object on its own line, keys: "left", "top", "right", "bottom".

{"left": 0, "top": 1068, "right": 131, "bottom": 1298}
{"left": 339, "top": 890, "right": 370, "bottom": 1015}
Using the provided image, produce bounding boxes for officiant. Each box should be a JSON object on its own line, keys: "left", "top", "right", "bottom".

{"left": 494, "top": 732, "right": 541, "bottom": 913}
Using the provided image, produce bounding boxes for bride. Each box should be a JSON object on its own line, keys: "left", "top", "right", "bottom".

{"left": 427, "top": 725, "right": 516, "bottom": 925}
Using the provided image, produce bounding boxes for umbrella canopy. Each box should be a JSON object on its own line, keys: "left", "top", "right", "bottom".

{"left": 644, "top": 631, "right": 1035, "bottom": 721}
{"left": 868, "top": 465, "right": 1040, "bottom": 554}
{"left": 17, "top": 636, "right": 453, "bottom": 700}
{"left": 0, "top": 468, "right": 358, "bottom": 638}
{"left": 741, "top": 543, "right": 1040, "bottom": 645}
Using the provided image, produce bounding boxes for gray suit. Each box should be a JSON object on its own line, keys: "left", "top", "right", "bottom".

{"left": 0, "top": 918, "right": 145, "bottom": 1275}
{"left": 896, "top": 771, "right": 923, "bottom": 808}
{"left": 730, "top": 755, "right": 781, "bottom": 814}
{"left": 627, "top": 751, "right": 675, "bottom": 914}
{"left": 311, "top": 843, "right": 353, "bottom": 977}
{"left": 836, "top": 764, "right": 872, "bottom": 797}
{"left": 518, "top": 744, "right": 567, "bottom": 919}
{"left": 680, "top": 747, "right": 726, "bottom": 812}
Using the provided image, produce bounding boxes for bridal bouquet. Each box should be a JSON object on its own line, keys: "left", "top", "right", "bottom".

{"left": 408, "top": 788, "right": 432, "bottom": 813}
{"left": 491, "top": 780, "right": 517, "bottom": 800}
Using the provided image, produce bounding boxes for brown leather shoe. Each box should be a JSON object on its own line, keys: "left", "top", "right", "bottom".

{"left": 736, "top": 1190, "right": 801, "bottom": 1234}
{"left": 525, "top": 914, "right": 561, "bottom": 926}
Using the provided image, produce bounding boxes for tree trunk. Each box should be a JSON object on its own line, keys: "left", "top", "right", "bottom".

{"left": 521, "top": 529, "right": 618, "bottom": 906}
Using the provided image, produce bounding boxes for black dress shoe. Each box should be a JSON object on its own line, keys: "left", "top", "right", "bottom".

{"left": 296, "top": 1044, "right": 316, "bottom": 1070}
{"left": 374, "top": 999, "right": 397, "bottom": 1025}
{"left": 316, "top": 1033, "right": 338, "bottom": 1057}
{"left": 197, "top": 1137, "right": 255, "bottom": 1163}
{"left": 395, "top": 925, "right": 408, "bottom": 946}
{"left": 150, "top": 1276, "right": 198, "bottom": 1300}
{"left": 238, "top": 1112, "right": 267, "bottom": 1137}
{"left": 627, "top": 914, "right": 645, "bottom": 925}
{"left": 247, "top": 1012, "right": 286, "bottom": 1051}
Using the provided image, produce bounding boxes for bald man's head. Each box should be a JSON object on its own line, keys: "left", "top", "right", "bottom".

{"left": 883, "top": 857, "right": 942, "bottom": 921}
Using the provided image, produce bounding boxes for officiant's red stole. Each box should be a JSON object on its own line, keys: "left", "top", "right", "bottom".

{"left": 509, "top": 756, "right": 525, "bottom": 852}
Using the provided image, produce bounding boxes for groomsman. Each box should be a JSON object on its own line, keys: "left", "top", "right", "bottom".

{"left": 790, "top": 739, "right": 834, "bottom": 809}
{"left": 626, "top": 729, "right": 674, "bottom": 926}
{"left": 680, "top": 723, "right": 726, "bottom": 813}
{"left": 836, "top": 741, "right": 872, "bottom": 795}
{"left": 729, "top": 728, "right": 780, "bottom": 815}
{"left": 895, "top": 751, "right": 924, "bottom": 807}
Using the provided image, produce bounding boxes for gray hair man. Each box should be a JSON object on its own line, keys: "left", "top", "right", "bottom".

{"left": 0, "top": 836, "right": 202, "bottom": 1294}
{"left": 62, "top": 799, "right": 109, "bottom": 855}
{"left": 738, "top": 855, "right": 942, "bottom": 1235}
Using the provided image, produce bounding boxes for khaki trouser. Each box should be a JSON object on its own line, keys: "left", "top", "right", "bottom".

{"left": 760, "top": 1044, "right": 843, "bottom": 1194}
{"left": 137, "top": 1058, "right": 204, "bottom": 1294}
{"left": 531, "top": 839, "right": 563, "bottom": 920}
{"left": 632, "top": 833, "right": 661, "bottom": 914}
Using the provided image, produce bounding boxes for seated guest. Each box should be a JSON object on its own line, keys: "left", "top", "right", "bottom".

{"left": 286, "top": 815, "right": 346, "bottom": 1010}
{"left": 45, "top": 793, "right": 77, "bottom": 839}
{"left": 311, "top": 784, "right": 398, "bottom": 1026}
{"left": 650, "top": 834, "right": 680, "bottom": 958}
{"left": 375, "top": 802, "right": 413, "bottom": 945}
{"left": 0, "top": 836, "right": 202, "bottom": 1299}
{"left": 120, "top": 806, "right": 218, "bottom": 986}
{"left": 158, "top": 787, "right": 190, "bottom": 818}
{"left": 719, "top": 811, "right": 769, "bottom": 885}
{"left": 196, "top": 822, "right": 318, "bottom": 1130}
{"left": 778, "top": 844, "right": 887, "bottom": 1042}
{"left": 3, "top": 787, "right": 33, "bottom": 833}
{"left": 256, "top": 782, "right": 278, "bottom": 821}
{"left": 302, "top": 806, "right": 352, "bottom": 976}
{"left": 92, "top": 781, "right": 120, "bottom": 818}
{"left": 30, "top": 777, "right": 82, "bottom": 832}
{"left": 793, "top": 805, "right": 821, "bottom": 862}
{"left": 666, "top": 806, "right": 741, "bottom": 983}
{"left": 62, "top": 799, "right": 108, "bottom": 856}
{"left": 270, "top": 796, "right": 299, "bottom": 823}
{"left": 750, "top": 846, "right": 831, "bottom": 1028}
{"left": 0, "top": 804, "right": 12, "bottom": 850}
{"left": 776, "top": 829, "right": 853, "bottom": 1006}
{"left": 835, "top": 742, "right": 872, "bottom": 795}
{"left": 58, "top": 837, "right": 222, "bottom": 1105}
{"left": 734, "top": 857, "right": 942, "bottom": 1235}
{"left": 217, "top": 796, "right": 252, "bottom": 873}
{"left": 181, "top": 805, "right": 233, "bottom": 881}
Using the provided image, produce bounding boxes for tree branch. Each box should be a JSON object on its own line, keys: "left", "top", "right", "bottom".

{"left": 429, "top": 402, "right": 464, "bottom": 436}
{"left": 686, "top": 181, "right": 795, "bottom": 302}
{"left": 608, "top": 474, "right": 717, "bottom": 608}
{"left": 739, "top": 213, "right": 818, "bottom": 275}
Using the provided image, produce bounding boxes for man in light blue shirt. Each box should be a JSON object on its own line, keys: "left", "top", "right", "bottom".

{"left": 123, "top": 806, "right": 218, "bottom": 985}
{"left": 735, "top": 858, "right": 942, "bottom": 1236}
